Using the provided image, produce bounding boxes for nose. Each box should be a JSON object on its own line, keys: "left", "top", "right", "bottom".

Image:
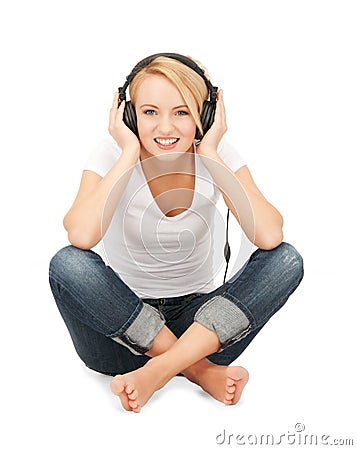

{"left": 157, "top": 113, "right": 175, "bottom": 135}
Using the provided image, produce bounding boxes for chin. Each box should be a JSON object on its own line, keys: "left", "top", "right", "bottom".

{"left": 141, "top": 142, "right": 194, "bottom": 159}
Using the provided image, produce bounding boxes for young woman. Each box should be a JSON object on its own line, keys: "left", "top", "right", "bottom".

{"left": 49, "top": 53, "right": 304, "bottom": 413}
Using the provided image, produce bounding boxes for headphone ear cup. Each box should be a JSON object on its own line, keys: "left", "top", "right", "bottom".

{"left": 198, "top": 100, "right": 216, "bottom": 138}
{"left": 123, "top": 101, "right": 139, "bottom": 138}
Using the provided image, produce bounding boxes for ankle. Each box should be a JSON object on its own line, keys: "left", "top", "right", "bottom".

{"left": 146, "top": 354, "right": 176, "bottom": 387}
{"left": 183, "top": 359, "right": 214, "bottom": 383}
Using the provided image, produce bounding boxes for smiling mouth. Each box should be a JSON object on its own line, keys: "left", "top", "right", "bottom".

{"left": 154, "top": 138, "right": 180, "bottom": 146}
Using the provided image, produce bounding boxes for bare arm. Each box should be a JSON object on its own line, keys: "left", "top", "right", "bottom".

{"left": 231, "top": 165, "right": 283, "bottom": 249}
{"left": 198, "top": 154, "right": 283, "bottom": 249}
{"left": 197, "top": 90, "right": 283, "bottom": 250}
{"left": 63, "top": 151, "right": 139, "bottom": 249}
{"left": 63, "top": 93, "right": 141, "bottom": 249}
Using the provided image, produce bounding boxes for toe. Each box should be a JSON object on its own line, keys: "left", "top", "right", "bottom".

{"left": 110, "top": 376, "right": 125, "bottom": 395}
{"left": 118, "top": 392, "right": 132, "bottom": 411}
{"left": 129, "top": 399, "right": 141, "bottom": 412}
{"left": 125, "top": 383, "right": 135, "bottom": 395}
{"left": 128, "top": 389, "right": 138, "bottom": 400}
{"left": 226, "top": 385, "right": 236, "bottom": 394}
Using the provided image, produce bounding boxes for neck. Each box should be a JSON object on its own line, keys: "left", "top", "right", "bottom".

{"left": 139, "top": 145, "right": 195, "bottom": 178}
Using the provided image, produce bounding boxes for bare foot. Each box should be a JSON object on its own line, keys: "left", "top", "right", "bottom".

{"left": 110, "top": 360, "right": 167, "bottom": 413}
{"left": 186, "top": 363, "right": 249, "bottom": 405}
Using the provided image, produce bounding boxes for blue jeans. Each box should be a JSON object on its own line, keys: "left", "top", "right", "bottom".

{"left": 49, "top": 242, "right": 303, "bottom": 376}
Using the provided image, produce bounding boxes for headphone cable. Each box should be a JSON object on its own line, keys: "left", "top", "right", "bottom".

{"left": 223, "top": 208, "right": 231, "bottom": 284}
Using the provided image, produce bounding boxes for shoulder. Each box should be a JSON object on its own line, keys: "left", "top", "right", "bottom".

{"left": 83, "top": 136, "right": 122, "bottom": 177}
{"left": 217, "top": 137, "right": 247, "bottom": 172}
{"left": 93, "top": 135, "right": 122, "bottom": 157}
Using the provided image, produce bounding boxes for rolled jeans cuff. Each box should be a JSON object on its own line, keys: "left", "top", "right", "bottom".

{"left": 194, "top": 295, "right": 252, "bottom": 352}
{"left": 111, "top": 303, "right": 165, "bottom": 355}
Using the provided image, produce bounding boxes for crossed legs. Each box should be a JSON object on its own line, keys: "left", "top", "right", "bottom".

{"left": 110, "top": 242, "right": 304, "bottom": 413}
{"left": 50, "top": 243, "right": 303, "bottom": 413}
{"left": 110, "top": 322, "right": 249, "bottom": 412}
{"left": 49, "top": 245, "right": 249, "bottom": 412}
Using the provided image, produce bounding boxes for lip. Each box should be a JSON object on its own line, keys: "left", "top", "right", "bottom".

{"left": 154, "top": 137, "right": 180, "bottom": 151}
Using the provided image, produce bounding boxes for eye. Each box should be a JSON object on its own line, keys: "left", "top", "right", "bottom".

{"left": 176, "top": 110, "right": 189, "bottom": 116}
{"left": 143, "top": 109, "right": 156, "bottom": 115}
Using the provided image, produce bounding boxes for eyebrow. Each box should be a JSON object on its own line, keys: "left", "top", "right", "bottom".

{"left": 139, "top": 104, "right": 188, "bottom": 109}
{"left": 173, "top": 105, "right": 189, "bottom": 110}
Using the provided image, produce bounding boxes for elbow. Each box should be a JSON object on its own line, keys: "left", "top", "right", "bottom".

{"left": 63, "top": 215, "right": 101, "bottom": 250}
{"left": 255, "top": 212, "right": 284, "bottom": 250}
{"left": 66, "top": 229, "right": 100, "bottom": 250}
{"left": 256, "top": 229, "right": 284, "bottom": 251}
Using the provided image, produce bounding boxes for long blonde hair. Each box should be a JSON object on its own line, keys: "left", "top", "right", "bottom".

{"left": 129, "top": 56, "right": 209, "bottom": 136}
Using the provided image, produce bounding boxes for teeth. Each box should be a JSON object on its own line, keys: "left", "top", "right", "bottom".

{"left": 155, "top": 138, "right": 179, "bottom": 146}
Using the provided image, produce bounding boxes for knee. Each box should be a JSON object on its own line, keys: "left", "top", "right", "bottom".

{"left": 276, "top": 242, "right": 304, "bottom": 284}
{"left": 49, "top": 245, "right": 93, "bottom": 282}
{"left": 260, "top": 242, "right": 304, "bottom": 297}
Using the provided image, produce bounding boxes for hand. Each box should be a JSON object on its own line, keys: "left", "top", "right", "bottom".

{"left": 196, "top": 90, "right": 227, "bottom": 156}
{"left": 108, "top": 92, "right": 141, "bottom": 155}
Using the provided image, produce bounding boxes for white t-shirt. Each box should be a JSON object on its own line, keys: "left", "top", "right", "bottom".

{"left": 83, "top": 136, "right": 246, "bottom": 299}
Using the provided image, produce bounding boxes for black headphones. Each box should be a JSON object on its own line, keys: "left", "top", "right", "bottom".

{"left": 118, "top": 52, "right": 219, "bottom": 140}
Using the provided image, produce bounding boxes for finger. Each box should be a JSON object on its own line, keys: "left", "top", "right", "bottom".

{"left": 112, "top": 91, "right": 119, "bottom": 109}
{"left": 109, "top": 97, "right": 125, "bottom": 125}
{"left": 109, "top": 92, "right": 120, "bottom": 124}
{"left": 216, "top": 89, "right": 226, "bottom": 126}
{"left": 115, "top": 99, "right": 126, "bottom": 123}
{"left": 217, "top": 90, "right": 225, "bottom": 109}
{"left": 221, "top": 93, "right": 227, "bottom": 125}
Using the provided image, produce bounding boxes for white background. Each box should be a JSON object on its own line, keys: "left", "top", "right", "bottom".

{"left": 1, "top": 1, "right": 356, "bottom": 449}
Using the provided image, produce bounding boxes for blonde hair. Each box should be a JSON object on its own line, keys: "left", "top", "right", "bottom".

{"left": 129, "top": 56, "right": 209, "bottom": 136}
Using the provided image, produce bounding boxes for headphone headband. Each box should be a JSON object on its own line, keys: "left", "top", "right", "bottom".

{"left": 118, "top": 52, "right": 218, "bottom": 140}
{"left": 119, "top": 52, "right": 217, "bottom": 102}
